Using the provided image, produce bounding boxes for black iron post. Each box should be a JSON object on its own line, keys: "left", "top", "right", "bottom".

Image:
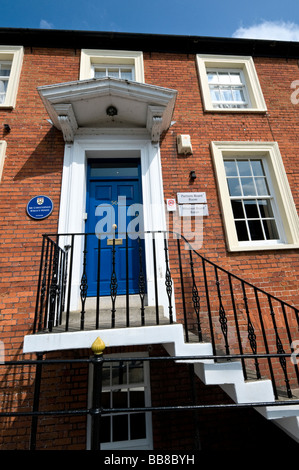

{"left": 90, "top": 337, "right": 105, "bottom": 451}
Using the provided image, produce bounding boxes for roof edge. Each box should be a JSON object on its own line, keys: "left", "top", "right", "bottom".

{"left": 0, "top": 27, "right": 299, "bottom": 58}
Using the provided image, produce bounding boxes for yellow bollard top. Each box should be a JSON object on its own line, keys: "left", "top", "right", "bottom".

{"left": 91, "top": 337, "right": 106, "bottom": 355}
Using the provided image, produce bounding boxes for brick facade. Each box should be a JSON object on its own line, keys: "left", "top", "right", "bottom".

{"left": 0, "top": 30, "right": 298, "bottom": 450}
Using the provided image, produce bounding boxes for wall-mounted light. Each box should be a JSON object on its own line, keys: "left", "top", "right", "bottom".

{"left": 106, "top": 106, "right": 118, "bottom": 117}
{"left": 4, "top": 124, "right": 11, "bottom": 133}
{"left": 189, "top": 170, "right": 196, "bottom": 181}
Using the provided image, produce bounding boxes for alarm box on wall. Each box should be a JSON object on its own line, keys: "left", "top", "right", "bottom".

{"left": 177, "top": 134, "right": 193, "bottom": 155}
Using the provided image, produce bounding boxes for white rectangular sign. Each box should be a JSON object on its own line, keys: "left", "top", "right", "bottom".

{"left": 166, "top": 198, "right": 177, "bottom": 211}
{"left": 178, "top": 204, "right": 209, "bottom": 217}
{"left": 177, "top": 192, "right": 207, "bottom": 204}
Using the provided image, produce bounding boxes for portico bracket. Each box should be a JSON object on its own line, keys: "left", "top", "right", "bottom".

{"left": 53, "top": 104, "right": 78, "bottom": 144}
{"left": 146, "top": 106, "right": 165, "bottom": 143}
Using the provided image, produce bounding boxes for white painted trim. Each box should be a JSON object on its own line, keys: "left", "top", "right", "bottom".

{"left": 23, "top": 323, "right": 212, "bottom": 354}
{"left": 57, "top": 133, "right": 174, "bottom": 316}
{"left": 210, "top": 141, "right": 299, "bottom": 251}
{"left": 80, "top": 49, "right": 144, "bottom": 83}
{"left": 0, "top": 140, "right": 7, "bottom": 181}
{"left": 37, "top": 78, "right": 177, "bottom": 144}
{"left": 196, "top": 54, "right": 267, "bottom": 113}
{"left": 0, "top": 46, "right": 24, "bottom": 109}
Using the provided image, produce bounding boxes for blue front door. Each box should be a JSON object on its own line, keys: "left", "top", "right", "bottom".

{"left": 85, "top": 160, "right": 145, "bottom": 296}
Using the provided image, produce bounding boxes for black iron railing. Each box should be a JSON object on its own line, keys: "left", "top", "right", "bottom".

{"left": 1, "top": 354, "right": 299, "bottom": 451}
{"left": 33, "top": 231, "right": 299, "bottom": 398}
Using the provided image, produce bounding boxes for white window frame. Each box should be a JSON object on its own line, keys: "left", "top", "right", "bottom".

{"left": 196, "top": 55, "right": 267, "bottom": 113}
{"left": 210, "top": 141, "right": 299, "bottom": 252}
{"left": 0, "top": 60, "right": 12, "bottom": 105}
{"left": 0, "top": 46, "right": 24, "bottom": 108}
{"left": 0, "top": 140, "right": 7, "bottom": 181}
{"left": 80, "top": 49, "right": 144, "bottom": 83}
{"left": 87, "top": 352, "right": 153, "bottom": 450}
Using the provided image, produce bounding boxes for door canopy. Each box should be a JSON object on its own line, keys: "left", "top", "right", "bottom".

{"left": 38, "top": 77, "right": 177, "bottom": 143}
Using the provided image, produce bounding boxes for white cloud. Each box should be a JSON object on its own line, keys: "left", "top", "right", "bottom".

{"left": 233, "top": 20, "right": 299, "bottom": 41}
{"left": 39, "top": 19, "right": 54, "bottom": 30}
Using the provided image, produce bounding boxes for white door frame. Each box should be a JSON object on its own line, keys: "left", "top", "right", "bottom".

{"left": 57, "top": 132, "right": 174, "bottom": 317}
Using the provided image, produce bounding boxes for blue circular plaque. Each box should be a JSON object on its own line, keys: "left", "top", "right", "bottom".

{"left": 27, "top": 196, "right": 53, "bottom": 220}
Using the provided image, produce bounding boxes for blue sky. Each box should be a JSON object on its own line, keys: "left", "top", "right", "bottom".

{"left": 1, "top": 0, "right": 299, "bottom": 40}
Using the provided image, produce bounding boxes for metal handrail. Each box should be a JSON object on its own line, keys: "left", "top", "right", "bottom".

{"left": 33, "top": 230, "right": 299, "bottom": 399}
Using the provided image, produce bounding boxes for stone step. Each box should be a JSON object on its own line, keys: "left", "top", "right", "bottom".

{"left": 85, "top": 294, "right": 146, "bottom": 310}
{"left": 54, "top": 304, "right": 169, "bottom": 332}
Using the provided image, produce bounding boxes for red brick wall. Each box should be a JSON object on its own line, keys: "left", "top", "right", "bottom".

{"left": 144, "top": 52, "right": 299, "bottom": 305}
{"left": 0, "top": 45, "right": 298, "bottom": 450}
{"left": 143, "top": 52, "right": 299, "bottom": 391}
{"left": 1, "top": 47, "right": 298, "bottom": 359}
{"left": 0, "top": 47, "right": 80, "bottom": 359}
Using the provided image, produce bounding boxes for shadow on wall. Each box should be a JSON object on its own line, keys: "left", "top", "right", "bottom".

{"left": 13, "top": 127, "right": 64, "bottom": 181}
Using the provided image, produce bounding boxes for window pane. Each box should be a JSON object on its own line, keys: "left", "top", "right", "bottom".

{"left": 130, "top": 390, "right": 145, "bottom": 407}
{"left": 129, "top": 361, "right": 144, "bottom": 383}
{"left": 121, "top": 70, "right": 133, "bottom": 80}
{"left": 224, "top": 160, "right": 238, "bottom": 177}
{"left": 232, "top": 88, "right": 245, "bottom": 102}
{"left": 255, "top": 177, "right": 269, "bottom": 195}
{"left": 102, "top": 367, "right": 111, "bottom": 386}
{"left": 207, "top": 72, "right": 218, "bottom": 83}
{"left": 230, "top": 72, "right": 242, "bottom": 84}
{"left": 227, "top": 178, "right": 242, "bottom": 196}
{"left": 263, "top": 219, "right": 279, "bottom": 240}
{"left": 113, "top": 415, "right": 128, "bottom": 442}
{"left": 90, "top": 162, "right": 139, "bottom": 178}
{"left": 244, "top": 200, "right": 259, "bottom": 218}
{"left": 112, "top": 390, "right": 128, "bottom": 409}
{"left": 107, "top": 68, "right": 119, "bottom": 78}
{"left": 94, "top": 70, "right": 106, "bottom": 78}
{"left": 0, "top": 80, "right": 8, "bottom": 93}
{"left": 258, "top": 199, "right": 274, "bottom": 218}
{"left": 221, "top": 89, "right": 233, "bottom": 101}
{"left": 231, "top": 200, "right": 244, "bottom": 219}
{"left": 218, "top": 72, "right": 231, "bottom": 84}
{"left": 100, "top": 416, "right": 111, "bottom": 443}
{"left": 131, "top": 413, "right": 146, "bottom": 440}
{"left": 102, "top": 391, "right": 111, "bottom": 407}
{"left": 235, "top": 221, "right": 249, "bottom": 241}
{"left": 112, "top": 361, "right": 127, "bottom": 385}
{"left": 0, "top": 63, "right": 11, "bottom": 77}
{"left": 237, "top": 160, "right": 251, "bottom": 176}
{"left": 210, "top": 87, "right": 221, "bottom": 102}
{"left": 241, "top": 177, "right": 256, "bottom": 196}
{"left": 248, "top": 220, "right": 264, "bottom": 240}
{"left": 251, "top": 160, "right": 265, "bottom": 176}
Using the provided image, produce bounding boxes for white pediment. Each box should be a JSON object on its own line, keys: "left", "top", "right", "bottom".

{"left": 38, "top": 78, "right": 177, "bottom": 143}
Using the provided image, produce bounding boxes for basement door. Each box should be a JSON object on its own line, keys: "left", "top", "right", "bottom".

{"left": 85, "top": 159, "right": 145, "bottom": 296}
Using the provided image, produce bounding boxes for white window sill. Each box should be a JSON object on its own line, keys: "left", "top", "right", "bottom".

{"left": 228, "top": 242, "right": 299, "bottom": 252}
{"left": 0, "top": 104, "right": 14, "bottom": 109}
{"left": 204, "top": 107, "right": 267, "bottom": 113}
